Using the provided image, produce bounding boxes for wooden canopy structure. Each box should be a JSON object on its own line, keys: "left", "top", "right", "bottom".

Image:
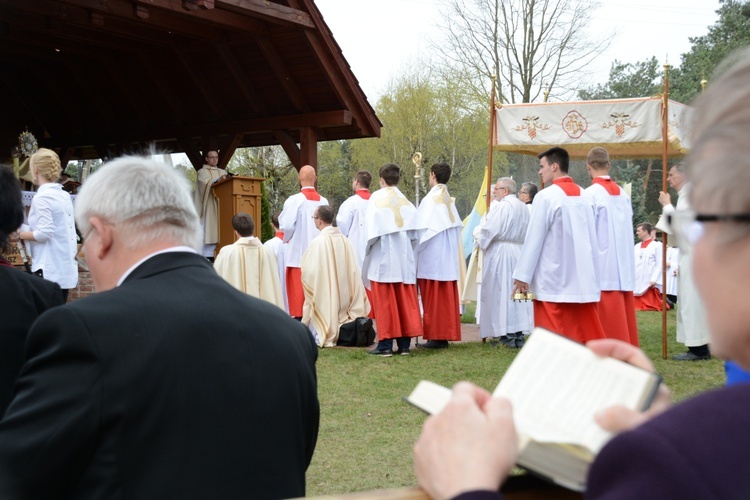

{"left": 0, "top": 0, "right": 382, "bottom": 170}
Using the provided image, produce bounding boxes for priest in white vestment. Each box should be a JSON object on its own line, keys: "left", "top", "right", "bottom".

{"left": 513, "top": 147, "right": 605, "bottom": 343}
{"left": 476, "top": 177, "right": 532, "bottom": 347}
{"left": 263, "top": 211, "right": 288, "bottom": 312}
{"left": 194, "top": 150, "right": 227, "bottom": 258}
{"left": 279, "top": 165, "right": 328, "bottom": 318}
{"left": 336, "top": 170, "right": 372, "bottom": 269}
{"left": 415, "top": 162, "right": 463, "bottom": 349}
{"left": 657, "top": 163, "right": 711, "bottom": 360}
{"left": 362, "top": 164, "right": 423, "bottom": 356}
{"left": 301, "top": 205, "right": 370, "bottom": 347}
{"left": 585, "top": 147, "right": 639, "bottom": 346}
{"left": 214, "top": 213, "right": 284, "bottom": 309}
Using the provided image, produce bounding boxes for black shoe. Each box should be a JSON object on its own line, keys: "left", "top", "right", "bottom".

{"left": 673, "top": 352, "right": 711, "bottom": 361}
{"left": 396, "top": 348, "right": 411, "bottom": 356}
{"left": 416, "top": 340, "right": 449, "bottom": 349}
{"left": 368, "top": 348, "right": 393, "bottom": 357}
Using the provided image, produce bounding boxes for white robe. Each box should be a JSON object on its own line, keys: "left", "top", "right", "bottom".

{"left": 658, "top": 184, "right": 710, "bottom": 346}
{"left": 666, "top": 247, "right": 679, "bottom": 296}
{"left": 301, "top": 226, "right": 370, "bottom": 347}
{"left": 278, "top": 188, "right": 329, "bottom": 268}
{"left": 213, "top": 236, "right": 285, "bottom": 309}
{"left": 416, "top": 184, "right": 462, "bottom": 281}
{"left": 585, "top": 179, "right": 635, "bottom": 292}
{"left": 263, "top": 235, "right": 289, "bottom": 312}
{"left": 476, "top": 194, "right": 533, "bottom": 338}
{"left": 513, "top": 180, "right": 601, "bottom": 303}
{"left": 633, "top": 240, "right": 663, "bottom": 295}
{"left": 336, "top": 191, "right": 369, "bottom": 269}
{"left": 362, "top": 186, "right": 419, "bottom": 287}
{"left": 194, "top": 165, "right": 226, "bottom": 246}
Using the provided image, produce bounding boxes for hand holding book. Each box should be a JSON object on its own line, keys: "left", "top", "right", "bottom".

{"left": 410, "top": 328, "right": 667, "bottom": 494}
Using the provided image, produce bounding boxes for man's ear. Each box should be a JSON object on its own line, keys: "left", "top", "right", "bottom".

{"left": 89, "top": 217, "right": 114, "bottom": 260}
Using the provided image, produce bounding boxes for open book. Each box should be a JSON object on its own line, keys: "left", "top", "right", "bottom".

{"left": 405, "top": 327, "right": 662, "bottom": 492}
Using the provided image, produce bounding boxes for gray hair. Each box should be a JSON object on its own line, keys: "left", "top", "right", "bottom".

{"left": 498, "top": 177, "right": 516, "bottom": 194}
{"left": 75, "top": 156, "right": 202, "bottom": 251}
{"left": 687, "top": 47, "right": 750, "bottom": 241}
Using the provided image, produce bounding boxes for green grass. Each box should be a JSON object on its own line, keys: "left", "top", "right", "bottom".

{"left": 306, "top": 309, "right": 725, "bottom": 496}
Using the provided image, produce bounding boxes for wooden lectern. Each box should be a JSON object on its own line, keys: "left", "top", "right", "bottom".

{"left": 212, "top": 176, "right": 264, "bottom": 256}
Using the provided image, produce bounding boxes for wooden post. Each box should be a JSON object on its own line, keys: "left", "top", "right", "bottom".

{"left": 661, "top": 64, "right": 671, "bottom": 360}
{"left": 485, "top": 77, "right": 497, "bottom": 211}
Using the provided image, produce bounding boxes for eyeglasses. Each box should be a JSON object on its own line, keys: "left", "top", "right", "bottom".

{"left": 519, "top": 190, "right": 528, "bottom": 195}
{"left": 666, "top": 210, "right": 750, "bottom": 246}
{"left": 311, "top": 216, "right": 319, "bottom": 220}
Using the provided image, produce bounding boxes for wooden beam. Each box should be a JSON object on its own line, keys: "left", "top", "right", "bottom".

{"left": 171, "top": 42, "right": 223, "bottom": 119}
{"left": 299, "top": 126, "right": 317, "bottom": 169}
{"left": 254, "top": 35, "right": 310, "bottom": 112}
{"left": 217, "top": 0, "right": 314, "bottom": 28}
{"left": 177, "top": 137, "right": 204, "bottom": 170}
{"left": 137, "top": 52, "right": 191, "bottom": 123}
{"left": 274, "top": 130, "right": 301, "bottom": 170}
{"left": 213, "top": 41, "right": 268, "bottom": 115}
{"left": 219, "top": 133, "right": 245, "bottom": 169}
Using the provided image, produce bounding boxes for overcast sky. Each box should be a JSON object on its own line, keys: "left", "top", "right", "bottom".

{"left": 315, "top": 0, "right": 720, "bottom": 102}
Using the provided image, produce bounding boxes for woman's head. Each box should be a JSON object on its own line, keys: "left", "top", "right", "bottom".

{"left": 686, "top": 48, "right": 750, "bottom": 364}
{"left": 30, "top": 148, "right": 62, "bottom": 184}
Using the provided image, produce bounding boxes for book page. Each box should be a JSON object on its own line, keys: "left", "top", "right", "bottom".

{"left": 492, "top": 328, "right": 658, "bottom": 453}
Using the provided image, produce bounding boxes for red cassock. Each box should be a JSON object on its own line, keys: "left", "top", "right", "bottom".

{"left": 598, "top": 290, "right": 640, "bottom": 346}
{"left": 369, "top": 282, "right": 422, "bottom": 340}
{"left": 533, "top": 301, "right": 606, "bottom": 344}
{"left": 418, "top": 279, "right": 461, "bottom": 341}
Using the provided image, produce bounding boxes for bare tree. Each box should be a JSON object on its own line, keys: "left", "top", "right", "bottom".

{"left": 436, "top": 0, "right": 610, "bottom": 104}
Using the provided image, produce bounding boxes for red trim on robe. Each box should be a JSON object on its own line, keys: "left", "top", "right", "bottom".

{"left": 300, "top": 188, "right": 321, "bottom": 201}
{"left": 634, "top": 287, "right": 669, "bottom": 311}
{"left": 369, "top": 281, "right": 423, "bottom": 340}
{"left": 285, "top": 266, "right": 304, "bottom": 317}
{"left": 597, "top": 291, "right": 639, "bottom": 346}
{"left": 274, "top": 231, "right": 284, "bottom": 240}
{"left": 365, "top": 287, "right": 376, "bottom": 319}
{"left": 591, "top": 177, "right": 621, "bottom": 195}
{"left": 640, "top": 238, "right": 653, "bottom": 249}
{"left": 418, "top": 279, "right": 462, "bottom": 341}
{"left": 552, "top": 176, "right": 581, "bottom": 196}
{"left": 0, "top": 257, "right": 13, "bottom": 268}
{"left": 533, "top": 300, "right": 605, "bottom": 343}
{"left": 356, "top": 189, "right": 371, "bottom": 200}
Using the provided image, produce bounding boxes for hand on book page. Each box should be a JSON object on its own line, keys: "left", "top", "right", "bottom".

{"left": 414, "top": 382, "right": 518, "bottom": 500}
{"left": 587, "top": 339, "right": 672, "bottom": 433}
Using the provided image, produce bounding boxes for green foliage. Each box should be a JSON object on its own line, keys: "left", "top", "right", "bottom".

{"left": 578, "top": 57, "right": 663, "bottom": 101}
{"left": 259, "top": 181, "right": 274, "bottom": 242}
{"left": 671, "top": 0, "right": 750, "bottom": 104}
{"left": 227, "top": 146, "right": 297, "bottom": 214}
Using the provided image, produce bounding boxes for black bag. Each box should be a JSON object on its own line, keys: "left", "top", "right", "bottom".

{"left": 337, "top": 317, "right": 375, "bottom": 347}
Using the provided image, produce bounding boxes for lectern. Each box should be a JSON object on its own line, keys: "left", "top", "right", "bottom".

{"left": 212, "top": 176, "right": 264, "bottom": 256}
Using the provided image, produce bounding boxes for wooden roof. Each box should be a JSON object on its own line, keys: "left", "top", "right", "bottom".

{"left": 0, "top": 0, "right": 381, "bottom": 169}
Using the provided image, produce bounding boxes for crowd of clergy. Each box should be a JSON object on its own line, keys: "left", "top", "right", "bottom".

{"left": 197, "top": 144, "right": 707, "bottom": 361}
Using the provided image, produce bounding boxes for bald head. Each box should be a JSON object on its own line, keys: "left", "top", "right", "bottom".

{"left": 299, "top": 165, "right": 316, "bottom": 187}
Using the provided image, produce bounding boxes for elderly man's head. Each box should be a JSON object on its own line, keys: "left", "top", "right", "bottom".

{"left": 75, "top": 156, "right": 201, "bottom": 291}
{"left": 684, "top": 48, "right": 750, "bottom": 366}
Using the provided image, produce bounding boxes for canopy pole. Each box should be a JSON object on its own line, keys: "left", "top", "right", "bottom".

{"left": 661, "top": 63, "right": 671, "bottom": 360}
{"left": 485, "top": 76, "right": 497, "bottom": 211}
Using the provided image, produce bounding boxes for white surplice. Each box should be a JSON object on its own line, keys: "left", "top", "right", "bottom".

{"left": 362, "top": 186, "right": 420, "bottom": 287}
{"left": 658, "top": 184, "right": 710, "bottom": 347}
{"left": 585, "top": 178, "right": 635, "bottom": 292}
{"left": 278, "top": 188, "right": 329, "bottom": 268}
{"left": 665, "top": 247, "right": 679, "bottom": 296}
{"left": 476, "top": 194, "right": 533, "bottom": 338}
{"left": 213, "top": 236, "right": 284, "bottom": 309}
{"left": 263, "top": 235, "right": 289, "bottom": 312}
{"left": 633, "top": 240, "right": 663, "bottom": 295}
{"left": 336, "top": 191, "right": 369, "bottom": 269}
{"left": 415, "top": 184, "right": 462, "bottom": 281}
{"left": 513, "top": 180, "right": 601, "bottom": 302}
{"left": 301, "top": 226, "right": 370, "bottom": 347}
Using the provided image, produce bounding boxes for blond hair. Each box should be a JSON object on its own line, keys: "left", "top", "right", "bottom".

{"left": 30, "top": 148, "right": 62, "bottom": 183}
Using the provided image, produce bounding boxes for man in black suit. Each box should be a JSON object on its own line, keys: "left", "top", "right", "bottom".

{"left": 0, "top": 156, "right": 319, "bottom": 499}
{"left": 0, "top": 165, "right": 64, "bottom": 416}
